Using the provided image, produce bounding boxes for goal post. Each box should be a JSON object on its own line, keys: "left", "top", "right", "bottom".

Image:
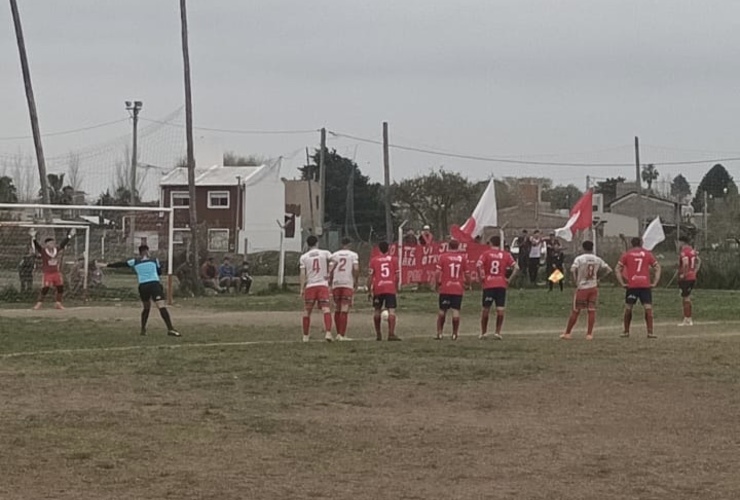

{"left": 0, "top": 203, "right": 175, "bottom": 303}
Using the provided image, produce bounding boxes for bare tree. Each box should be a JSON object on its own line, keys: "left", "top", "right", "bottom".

{"left": 67, "top": 152, "right": 83, "bottom": 192}
{"left": 11, "top": 152, "right": 36, "bottom": 202}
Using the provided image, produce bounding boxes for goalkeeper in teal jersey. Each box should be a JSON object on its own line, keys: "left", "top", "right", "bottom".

{"left": 106, "top": 245, "right": 181, "bottom": 337}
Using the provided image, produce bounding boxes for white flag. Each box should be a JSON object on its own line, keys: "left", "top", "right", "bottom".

{"left": 452, "top": 178, "right": 497, "bottom": 241}
{"left": 642, "top": 217, "right": 665, "bottom": 251}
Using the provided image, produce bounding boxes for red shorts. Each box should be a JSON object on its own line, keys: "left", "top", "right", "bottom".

{"left": 304, "top": 286, "right": 330, "bottom": 306}
{"left": 332, "top": 287, "right": 354, "bottom": 305}
{"left": 42, "top": 273, "right": 63, "bottom": 288}
{"left": 574, "top": 288, "right": 598, "bottom": 310}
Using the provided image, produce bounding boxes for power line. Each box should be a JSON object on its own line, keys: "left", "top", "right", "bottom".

{"left": 0, "top": 118, "right": 129, "bottom": 141}
{"left": 328, "top": 130, "right": 740, "bottom": 168}
{"left": 140, "top": 118, "right": 318, "bottom": 135}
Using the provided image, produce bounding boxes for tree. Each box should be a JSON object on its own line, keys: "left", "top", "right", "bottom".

{"left": 594, "top": 176, "right": 626, "bottom": 204}
{"left": 394, "top": 168, "right": 477, "bottom": 234}
{"left": 39, "top": 173, "right": 73, "bottom": 204}
{"left": 0, "top": 176, "right": 18, "bottom": 203}
{"left": 542, "top": 184, "right": 584, "bottom": 210}
{"left": 301, "top": 148, "right": 388, "bottom": 238}
{"left": 641, "top": 164, "right": 659, "bottom": 192}
{"left": 67, "top": 152, "right": 82, "bottom": 192}
{"left": 223, "top": 152, "right": 265, "bottom": 166}
{"left": 692, "top": 164, "right": 739, "bottom": 213}
{"left": 670, "top": 174, "right": 692, "bottom": 201}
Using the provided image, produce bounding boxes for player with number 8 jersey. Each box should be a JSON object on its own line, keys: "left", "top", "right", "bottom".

{"left": 368, "top": 241, "right": 401, "bottom": 341}
{"left": 329, "top": 237, "right": 360, "bottom": 340}
{"left": 476, "top": 235, "right": 518, "bottom": 340}
{"left": 299, "top": 235, "right": 334, "bottom": 342}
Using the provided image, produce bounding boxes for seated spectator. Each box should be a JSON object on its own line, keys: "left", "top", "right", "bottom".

{"left": 238, "top": 260, "right": 253, "bottom": 294}
{"left": 200, "top": 257, "right": 224, "bottom": 293}
{"left": 218, "top": 256, "right": 239, "bottom": 292}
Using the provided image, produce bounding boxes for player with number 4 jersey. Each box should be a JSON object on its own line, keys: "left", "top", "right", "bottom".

{"left": 368, "top": 241, "right": 401, "bottom": 341}
{"left": 560, "top": 240, "right": 612, "bottom": 340}
{"left": 615, "top": 237, "right": 661, "bottom": 338}
{"left": 435, "top": 240, "right": 468, "bottom": 340}
{"left": 329, "top": 238, "right": 360, "bottom": 340}
{"left": 299, "top": 235, "right": 334, "bottom": 342}
{"left": 677, "top": 236, "right": 701, "bottom": 326}
{"left": 476, "top": 235, "right": 518, "bottom": 340}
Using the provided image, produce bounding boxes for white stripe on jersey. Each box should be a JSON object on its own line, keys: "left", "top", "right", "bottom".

{"left": 571, "top": 254, "right": 611, "bottom": 290}
{"left": 299, "top": 249, "right": 332, "bottom": 288}
{"left": 330, "top": 250, "right": 359, "bottom": 289}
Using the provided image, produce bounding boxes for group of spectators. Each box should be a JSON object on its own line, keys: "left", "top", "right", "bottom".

{"left": 199, "top": 256, "right": 253, "bottom": 294}
{"left": 511, "top": 229, "right": 565, "bottom": 291}
{"left": 402, "top": 225, "right": 436, "bottom": 246}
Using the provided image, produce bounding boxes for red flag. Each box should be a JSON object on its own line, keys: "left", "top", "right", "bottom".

{"left": 554, "top": 190, "right": 593, "bottom": 241}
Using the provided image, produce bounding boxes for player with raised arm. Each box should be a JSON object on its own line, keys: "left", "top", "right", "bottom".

{"left": 329, "top": 237, "right": 360, "bottom": 340}
{"left": 368, "top": 241, "right": 401, "bottom": 341}
{"left": 477, "top": 235, "right": 518, "bottom": 340}
{"left": 615, "top": 237, "right": 662, "bottom": 339}
{"left": 31, "top": 228, "right": 77, "bottom": 310}
{"left": 677, "top": 236, "right": 701, "bottom": 327}
{"left": 560, "top": 240, "right": 612, "bottom": 341}
{"left": 299, "top": 235, "right": 333, "bottom": 342}
{"left": 435, "top": 239, "right": 468, "bottom": 340}
{"left": 106, "top": 245, "right": 180, "bottom": 337}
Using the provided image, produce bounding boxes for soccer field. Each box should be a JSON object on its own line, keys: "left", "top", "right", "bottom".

{"left": 2, "top": 287, "right": 740, "bottom": 499}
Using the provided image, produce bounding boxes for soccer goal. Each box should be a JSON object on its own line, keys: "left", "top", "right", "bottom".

{"left": 0, "top": 203, "right": 175, "bottom": 302}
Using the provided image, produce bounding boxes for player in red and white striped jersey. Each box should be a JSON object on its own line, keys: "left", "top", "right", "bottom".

{"left": 677, "top": 236, "right": 701, "bottom": 326}
{"left": 329, "top": 238, "right": 359, "bottom": 340}
{"left": 299, "top": 235, "right": 333, "bottom": 342}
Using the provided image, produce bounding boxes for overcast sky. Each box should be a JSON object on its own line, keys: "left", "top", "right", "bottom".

{"left": 2, "top": 0, "right": 740, "bottom": 196}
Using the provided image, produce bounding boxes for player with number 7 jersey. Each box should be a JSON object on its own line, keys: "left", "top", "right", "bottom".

{"left": 615, "top": 237, "right": 661, "bottom": 339}
{"left": 368, "top": 241, "right": 401, "bottom": 341}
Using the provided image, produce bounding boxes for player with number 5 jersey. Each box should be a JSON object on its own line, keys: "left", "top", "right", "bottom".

{"left": 615, "top": 237, "right": 661, "bottom": 338}
{"left": 299, "top": 235, "right": 334, "bottom": 342}
{"left": 560, "top": 240, "right": 612, "bottom": 340}
{"left": 435, "top": 239, "right": 468, "bottom": 340}
{"left": 476, "top": 235, "right": 518, "bottom": 340}
{"left": 329, "top": 237, "right": 360, "bottom": 340}
{"left": 368, "top": 241, "right": 401, "bottom": 341}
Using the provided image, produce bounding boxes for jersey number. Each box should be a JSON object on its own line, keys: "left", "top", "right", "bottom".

{"left": 312, "top": 258, "right": 321, "bottom": 274}
{"left": 634, "top": 258, "right": 643, "bottom": 273}
{"left": 449, "top": 262, "right": 461, "bottom": 279}
{"left": 489, "top": 261, "right": 501, "bottom": 275}
{"left": 380, "top": 263, "right": 391, "bottom": 278}
{"left": 586, "top": 264, "right": 596, "bottom": 279}
{"left": 337, "top": 258, "right": 347, "bottom": 272}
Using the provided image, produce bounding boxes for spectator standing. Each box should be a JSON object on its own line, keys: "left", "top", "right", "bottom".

{"left": 403, "top": 229, "right": 419, "bottom": 247}
{"left": 238, "top": 259, "right": 253, "bottom": 294}
{"left": 528, "top": 230, "right": 543, "bottom": 284}
{"left": 516, "top": 229, "right": 531, "bottom": 287}
{"left": 419, "top": 225, "right": 434, "bottom": 245}
{"left": 218, "top": 257, "right": 239, "bottom": 292}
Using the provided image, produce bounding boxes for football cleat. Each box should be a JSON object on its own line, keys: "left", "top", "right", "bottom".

{"left": 478, "top": 333, "right": 488, "bottom": 340}
{"left": 585, "top": 334, "right": 594, "bottom": 341}
{"left": 302, "top": 335, "right": 310, "bottom": 343}
{"left": 492, "top": 333, "right": 503, "bottom": 340}
{"left": 559, "top": 333, "right": 573, "bottom": 340}
{"left": 387, "top": 335, "right": 402, "bottom": 341}
{"left": 620, "top": 332, "right": 630, "bottom": 338}
{"left": 32, "top": 302, "right": 42, "bottom": 310}
{"left": 54, "top": 302, "right": 64, "bottom": 310}
{"left": 336, "top": 335, "right": 351, "bottom": 341}
{"left": 324, "top": 331, "right": 333, "bottom": 342}
{"left": 647, "top": 333, "right": 658, "bottom": 339}
{"left": 140, "top": 328, "right": 147, "bottom": 336}
{"left": 167, "top": 330, "right": 182, "bottom": 337}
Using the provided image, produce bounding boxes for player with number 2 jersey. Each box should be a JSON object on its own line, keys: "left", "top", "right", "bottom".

{"left": 329, "top": 237, "right": 360, "bottom": 340}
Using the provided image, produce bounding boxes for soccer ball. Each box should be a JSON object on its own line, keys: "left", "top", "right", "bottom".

{"left": 381, "top": 309, "right": 390, "bottom": 321}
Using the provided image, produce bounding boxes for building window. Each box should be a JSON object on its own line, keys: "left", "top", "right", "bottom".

{"left": 171, "top": 192, "right": 190, "bottom": 208}
{"left": 208, "top": 191, "right": 230, "bottom": 209}
{"left": 208, "top": 229, "right": 230, "bottom": 252}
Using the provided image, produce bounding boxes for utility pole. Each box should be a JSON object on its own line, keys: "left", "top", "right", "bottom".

{"left": 305, "top": 147, "right": 316, "bottom": 235}
{"left": 180, "top": 0, "right": 201, "bottom": 291}
{"left": 586, "top": 175, "right": 591, "bottom": 191}
{"left": 126, "top": 100, "right": 142, "bottom": 251}
{"left": 634, "top": 136, "right": 643, "bottom": 234}
{"left": 703, "top": 190, "right": 709, "bottom": 249}
{"left": 9, "top": 0, "right": 50, "bottom": 210}
{"left": 318, "top": 128, "right": 326, "bottom": 236}
{"left": 383, "top": 121, "right": 393, "bottom": 242}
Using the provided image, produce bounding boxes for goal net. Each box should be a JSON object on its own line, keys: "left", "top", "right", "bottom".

{"left": 0, "top": 203, "right": 175, "bottom": 304}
